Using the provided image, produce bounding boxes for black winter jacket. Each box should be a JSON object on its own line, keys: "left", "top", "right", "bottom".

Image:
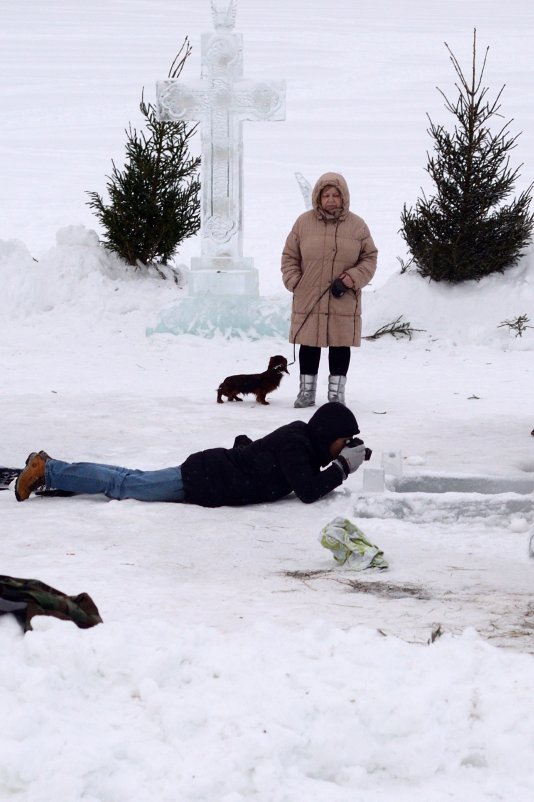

{"left": 180, "top": 402, "right": 360, "bottom": 508}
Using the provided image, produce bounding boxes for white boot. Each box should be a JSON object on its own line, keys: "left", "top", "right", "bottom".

{"left": 294, "top": 375, "right": 317, "bottom": 408}
{"left": 328, "top": 375, "right": 347, "bottom": 404}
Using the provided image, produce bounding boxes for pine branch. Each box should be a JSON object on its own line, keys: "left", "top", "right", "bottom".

{"left": 497, "top": 314, "right": 533, "bottom": 337}
{"left": 363, "top": 316, "right": 425, "bottom": 341}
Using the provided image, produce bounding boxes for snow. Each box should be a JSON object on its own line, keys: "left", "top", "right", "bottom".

{"left": 1, "top": 1, "right": 534, "bottom": 800}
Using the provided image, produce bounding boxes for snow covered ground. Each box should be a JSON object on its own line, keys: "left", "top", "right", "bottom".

{"left": 1, "top": 2, "right": 534, "bottom": 800}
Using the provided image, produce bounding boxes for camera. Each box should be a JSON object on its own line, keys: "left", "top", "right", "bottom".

{"left": 346, "top": 437, "right": 372, "bottom": 461}
{"left": 331, "top": 278, "right": 346, "bottom": 298}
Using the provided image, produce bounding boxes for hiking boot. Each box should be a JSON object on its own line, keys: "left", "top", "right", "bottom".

{"left": 15, "top": 451, "right": 50, "bottom": 502}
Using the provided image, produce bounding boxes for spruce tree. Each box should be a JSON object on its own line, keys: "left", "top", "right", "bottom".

{"left": 87, "top": 39, "right": 200, "bottom": 270}
{"left": 401, "top": 30, "right": 534, "bottom": 283}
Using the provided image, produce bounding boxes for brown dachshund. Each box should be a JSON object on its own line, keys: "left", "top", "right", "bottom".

{"left": 217, "top": 355, "right": 289, "bottom": 405}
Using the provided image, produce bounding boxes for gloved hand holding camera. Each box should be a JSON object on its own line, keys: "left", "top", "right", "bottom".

{"left": 334, "top": 437, "right": 371, "bottom": 479}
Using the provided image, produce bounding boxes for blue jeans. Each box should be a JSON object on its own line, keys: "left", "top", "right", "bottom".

{"left": 45, "top": 459, "right": 185, "bottom": 502}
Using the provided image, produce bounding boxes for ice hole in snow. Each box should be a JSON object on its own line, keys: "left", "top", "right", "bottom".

{"left": 386, "top": 474, "right": 534, "bottom": 495}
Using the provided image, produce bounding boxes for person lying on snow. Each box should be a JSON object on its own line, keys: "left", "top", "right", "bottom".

{"left": 14, "top": 402, "right": 367, "bottom": 508}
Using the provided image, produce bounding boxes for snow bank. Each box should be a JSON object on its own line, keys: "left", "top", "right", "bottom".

{"left": 2, "top": 227, "right": 533, "bottom": 350}
{"left": 0, "top": 226, "right": 180, "bottom": 324}
{"left": 364, "top": 251, "right": 534, "bottom": 350}
{"left": 2, "top": 616, "right": 534, "bottom": 802}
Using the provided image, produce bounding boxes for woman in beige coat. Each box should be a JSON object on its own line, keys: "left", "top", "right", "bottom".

{"left": 281, "top": 172, "right": 378, "bottom": 407}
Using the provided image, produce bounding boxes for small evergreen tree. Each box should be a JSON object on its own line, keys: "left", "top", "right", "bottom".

{"left": 400, "top": 30, "right": 534, "bottom": 283}
{"left": 87, "top": 39, "right": 200, "bottom": 270}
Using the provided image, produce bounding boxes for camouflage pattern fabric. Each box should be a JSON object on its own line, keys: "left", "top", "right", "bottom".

{"left": 233, "top": 434, "right": 253, "bottom": 449}
{"left": 0, "top": 467, "right": 21, "bottom": 490}
{"left": 0, "top": 575, "right": 103, "bottom": 632}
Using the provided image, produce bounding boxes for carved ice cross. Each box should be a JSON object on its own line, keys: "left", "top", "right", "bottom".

{"left": 157, "top": 1, "right": 285, "bottom": 262}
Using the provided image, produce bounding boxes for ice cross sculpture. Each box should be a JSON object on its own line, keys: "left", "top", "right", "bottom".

{"left": 157, "top": 0, "right": 286, "bottom": 296}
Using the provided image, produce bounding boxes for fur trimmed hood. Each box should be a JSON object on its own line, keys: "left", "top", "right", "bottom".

{"left": 311, "top": 172, "right": 351, "bottom": 221}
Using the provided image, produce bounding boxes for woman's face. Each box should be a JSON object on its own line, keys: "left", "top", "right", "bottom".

{"left": 320, "top": 186, "right": 342, "bottom": 211}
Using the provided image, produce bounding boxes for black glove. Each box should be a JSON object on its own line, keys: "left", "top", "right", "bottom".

{"left": 334, "top": 442, "right": 367, "bottom": 479}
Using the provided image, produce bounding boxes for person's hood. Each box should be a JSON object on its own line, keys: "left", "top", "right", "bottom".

{"left": 311, "top": 172, "right": 351, "bottom": 221}
{"left": 307, "top": 402, "right": 360, "bottom": 466}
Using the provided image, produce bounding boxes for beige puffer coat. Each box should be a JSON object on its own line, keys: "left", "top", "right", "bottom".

{"left": 281, "top": 172, "right": 377, "bottom": 347}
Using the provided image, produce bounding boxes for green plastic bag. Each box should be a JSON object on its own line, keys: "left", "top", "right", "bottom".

{"left": 319, "top": 517, "right": 388, "bottom": 570}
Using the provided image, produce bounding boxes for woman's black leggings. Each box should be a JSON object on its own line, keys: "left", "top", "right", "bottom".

{"left": 299, "top": 345, "right": 351, "bottom": 376}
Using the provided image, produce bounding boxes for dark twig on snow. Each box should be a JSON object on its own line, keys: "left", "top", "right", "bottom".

{"left": 363, "top": 315, "right": 426, "bottom": 341}
{"left": 396, "top": 255, "right": 415, "bottom": 274}
{"left": 497, "top": 313, "right": 533, "bottom": 337}
{"left": 428, "top": 623, "right": 443, "bottom": 643}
